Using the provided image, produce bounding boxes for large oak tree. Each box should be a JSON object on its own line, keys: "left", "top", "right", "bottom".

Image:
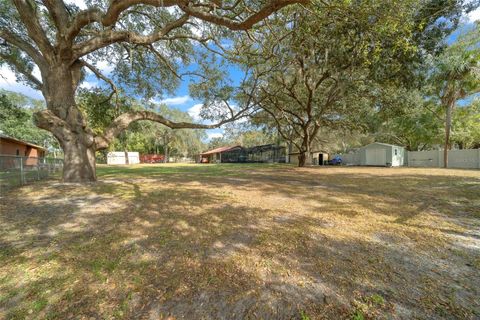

{"left": 235, "top": 0, "right": 474, "bottom": 166}
{"left": 0, "top": 0, "right": 303, "bottom": 181}
{"left": 235, "top": 0, "right": 421, "bottom": 166}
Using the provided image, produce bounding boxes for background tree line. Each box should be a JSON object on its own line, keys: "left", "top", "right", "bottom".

{"left": 0, "top": 89, "right": 206, "bottom": 161}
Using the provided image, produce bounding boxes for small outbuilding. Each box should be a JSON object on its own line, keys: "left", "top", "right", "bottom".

{"left": 0, "top": 134, "right": 48, "bottom": 169}
{"left": 107, "top": 152, "right": 140, "bottom": 165}
{"left": 361, "top": 142, "right": 405, "bottom": 166}
{"left": 0, "top": 134, "right": 46, "bottom": 158}
{"left": 334, "top": 142, "right": 405, "bottom": 166}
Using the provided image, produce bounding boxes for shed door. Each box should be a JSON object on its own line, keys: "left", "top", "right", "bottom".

{"left": 366, "top": 148, "right": 386, "bottom": 166}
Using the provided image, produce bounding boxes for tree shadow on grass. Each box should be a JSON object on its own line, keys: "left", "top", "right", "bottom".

{"left": 179, "top": 169, "right": 479, "bottom": 224}
{"left": 0, "top": 166, "right": 479, "bottom": 319}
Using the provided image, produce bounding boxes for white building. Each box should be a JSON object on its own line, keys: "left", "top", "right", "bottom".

{"left": 337, "top": 142, "right": 405, "bottom": 167}
{"left": 107, "top": 152, "right": 140, "bottom": 165}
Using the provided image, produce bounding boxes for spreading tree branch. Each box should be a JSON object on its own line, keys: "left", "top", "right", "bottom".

{"left": 73, "top": 14, "right": 190, "bottom": 58}
{"left": 95, "top": 108, "right": 249, "bottom": 150}
{"left": 12, "top": 0, "right": 53, "bottom": 58}
{"left": 0, "top": 29, "right": 47, "bottom": 68}
{"left": 43, "top": 0, "right": 70, "bottom": 35}
{"left": 33, "top": 109, "right": 73, "bottom": 141}
{"left": 179, "top": 0, "right": 307, "bottom": 30}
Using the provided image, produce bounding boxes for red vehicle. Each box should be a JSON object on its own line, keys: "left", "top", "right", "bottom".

{"left": 140, "top": 154, "right": 165, "bottom": 163}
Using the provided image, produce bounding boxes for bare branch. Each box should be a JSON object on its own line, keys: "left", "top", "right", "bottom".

{"left": 80, "top": 60, "right": 119, "bottom": 105}
{"left": 146, "top": 44, "right": 181, "bottom": 79}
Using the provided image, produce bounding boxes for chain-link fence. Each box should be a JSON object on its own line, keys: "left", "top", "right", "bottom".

{"left": 0, "top": 155, "right": 64, "bottom": 190}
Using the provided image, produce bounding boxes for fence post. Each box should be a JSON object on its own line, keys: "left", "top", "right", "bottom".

{"left": 478, "top": 149, "right": 480, "bottom": 169}
{"left": 19, "top": 157, "right": 24, "bottom": 185}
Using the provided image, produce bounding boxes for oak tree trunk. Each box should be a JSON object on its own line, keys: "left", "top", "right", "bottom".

{"left": 62, "top": 138, "right": 97, "bottom": 182}
{"left": 297, "top": 136, "right": 312, "bottom": 167}
{"left": 35, "top": 62, "right": 98, "bottom": 182}
{"left": 298, "top": 152, "right": 306, "bottom": 167}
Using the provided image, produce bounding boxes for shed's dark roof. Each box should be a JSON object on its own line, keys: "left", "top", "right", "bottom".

{"left": 0, "top": 133, "right": 47, "bottom": 151}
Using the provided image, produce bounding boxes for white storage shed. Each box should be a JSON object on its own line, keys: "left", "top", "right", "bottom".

{"left": 360, "top": 142, "right": 405, "bottom": 167}
{"left": 107, "top": 152, "right": 140, "bottom": 165}
{"left": 334, "top": 142, "right": 405, "bottom": 166}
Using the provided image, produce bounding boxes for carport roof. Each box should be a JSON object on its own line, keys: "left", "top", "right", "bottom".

{"left": 200, "top": 145, "right": 242, "bottom": 156}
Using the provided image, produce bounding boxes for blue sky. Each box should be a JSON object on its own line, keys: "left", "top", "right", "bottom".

{"left": 0, "top": 6, "right": 478, "bottom": 141}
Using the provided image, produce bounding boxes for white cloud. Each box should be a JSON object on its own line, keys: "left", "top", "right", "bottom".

{"left": 159, "top": 95, "right": 191, "bottom": 105}
{"left": 83, "top": 60, "right": 115, "bottom": 75}
{"left": 165, "top": 6, "right": 178, "bottom": 14}
{"left": 189, "top": 18, "right": 205, "bottom": 38}
{"left": 207, "top": 132, "right": 223, "bottom": 140}
{"left": 186, "top": 103, "right": 216, "bottom": 125}
{"left": 467, "top": 7, "right": 480, "bottom": 22}
{"left": 187, "top": 102, "right": 249, "bottom": 125}
{"left": 0, "top": 65, "right": 41, "bottom": 84}
{"left": 63, "top": 0, "right": 87, "bottom": 10}
{"left": 0, "top": 65, "right": 17, "bottom": 83}
{"left": 187, "top": 103, "right": 203, "bottom": 120}
{"left": 234, "top": 115, "right": 249, "bottom": 124}
{"left": 79, "top": 80, "right": 97, "bottom": 89}
{"left": 96, "top": 60, "right": 115, "bottom": 74}
{"left": 0, "top": 65, "right": 43, "bottom": 99}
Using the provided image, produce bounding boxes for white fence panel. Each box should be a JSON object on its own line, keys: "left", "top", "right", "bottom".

{"left": 448, "top": 149, "right": 479, "bottom": 169}
{"left": 407, "top": 150, "right": 439, "bottom": 167}
{"left": 407, "top": 149, "right": 480, "bottom": 169}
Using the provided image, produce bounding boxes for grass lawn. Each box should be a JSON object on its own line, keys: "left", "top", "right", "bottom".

{"left": 1, "top": 164, "right": 479, "bottom": 319}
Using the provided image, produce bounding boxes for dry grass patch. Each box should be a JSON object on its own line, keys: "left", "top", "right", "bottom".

{"left": 0, "top": 164, "right": 479, "bottom": 319}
